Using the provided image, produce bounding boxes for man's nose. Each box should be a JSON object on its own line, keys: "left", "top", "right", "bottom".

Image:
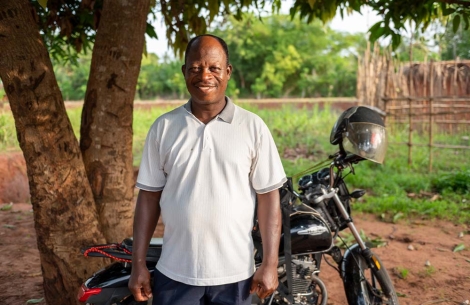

{"left": 200, "top": 68, "right": 212, "bottom": 80}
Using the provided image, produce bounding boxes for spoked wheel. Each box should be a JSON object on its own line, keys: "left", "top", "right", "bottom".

{"left": 342, "top": 245, "right": 399, "bottom": 305}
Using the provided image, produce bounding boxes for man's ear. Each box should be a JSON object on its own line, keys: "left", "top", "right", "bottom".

{"left": 181, "top": 65, "right": 186, "bottom": 76}
{"left": 227, "top": 64, "right": 233, "bottom": 79}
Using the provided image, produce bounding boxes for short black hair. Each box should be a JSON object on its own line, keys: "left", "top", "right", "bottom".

{"left": 184, "top": 34, "right": 230, "bottom": 66}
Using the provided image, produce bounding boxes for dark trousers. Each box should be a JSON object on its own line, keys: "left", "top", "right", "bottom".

{"left": 152, "top": 269, "right": 253, "bottom": 305}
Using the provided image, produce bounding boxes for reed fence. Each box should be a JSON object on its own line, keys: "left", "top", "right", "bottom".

{"left": 357, "top": 44, "right": 470, "bottom": 172}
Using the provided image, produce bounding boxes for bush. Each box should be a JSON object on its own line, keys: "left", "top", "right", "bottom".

{"left": 432, "top": 170, "right": 470, "bottom": 194}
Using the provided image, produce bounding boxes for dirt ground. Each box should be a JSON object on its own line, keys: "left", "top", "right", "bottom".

{"left": 0, "top": 153, "right": 470, "bottom": 305}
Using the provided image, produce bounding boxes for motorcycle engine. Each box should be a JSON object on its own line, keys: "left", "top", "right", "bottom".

{"left": 275, "top": 256, "right": 318, "bottom": 304}
{"left": 290, "top": 258, "right": 316, "bottom": 295}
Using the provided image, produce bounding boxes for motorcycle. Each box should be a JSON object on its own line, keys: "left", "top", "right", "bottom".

{"left": 77, "top": 106, "right": 399, "bottom": 305}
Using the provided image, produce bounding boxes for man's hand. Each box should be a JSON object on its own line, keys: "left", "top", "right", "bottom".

{"left": 251, "top": 189, "right": 282, "bottom": 299}
{"left": 129, "top": 190, "right": 161, "bottom": 302}
{"left": 249, "top": 263, "right": 278, "bottom": 299}
{"left": 129, "top": 264, "right": 153, "bottom": 301}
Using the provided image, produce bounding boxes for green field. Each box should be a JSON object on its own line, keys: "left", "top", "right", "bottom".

{"left": 1, "top": 103, "right": 469, "bottom": 223}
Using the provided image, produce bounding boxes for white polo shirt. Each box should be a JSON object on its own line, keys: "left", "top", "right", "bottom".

{"left": 136, "top": 97, "right": 286, "bottom": 286}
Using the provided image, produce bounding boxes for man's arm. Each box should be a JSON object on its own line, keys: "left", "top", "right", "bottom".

{"left": 249, "top": 189, "right": 281, "bottom": 299}
{"left": 128, "top": 189, "right": 162, "bottom": 302}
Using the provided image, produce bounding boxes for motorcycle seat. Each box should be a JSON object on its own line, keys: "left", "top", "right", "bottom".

{"left": 121, "top": 238, "right": 162, "bottom": 262}
{"left": 149, "top": 238, "right": 163, "bottom": 246}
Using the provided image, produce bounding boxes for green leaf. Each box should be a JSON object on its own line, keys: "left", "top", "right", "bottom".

{"left": 349, "top": 0, "right": 362, "bottom": 12}
{"left": 393, "top": 212, "right": 404, "bottom": 223}
{"left": 368, "top": 21, "right": 384, "bottom": 42}
{"left": 37, "top": 0, "right": 47, "bottom": 9}
{"left": 146, "top": 23, "right": 158, "bottom": 39}
{"left": 391, "top": 32, "right": 402, "bottom": 50}
{"left": 396, "top": 292, "right": 407, "bottom": 297}
{"left": 369, "top": 26, "right": 385, "bottom": 43}
{"left": 26, "top": 298, "right": 44, "bottom": 304}
{"left": 308, "top": 0, "right": 316, "bottom": 9}
{"left": 208, "top": 1, "right": 220, "bottom": 23}
{"left": 463, "top": 13, "right": 470, "bottom": 30}
{"left": 3, "top": 224, "right": 15, "bottom": 229}
{"left": 453, "top": 243, "right": 465, "bottom": 252}
{"left": 442, "top": 7, "right": 454, "bottom": 16}
{"left": 453, "top": 15, "right": 461, "bottom": 33}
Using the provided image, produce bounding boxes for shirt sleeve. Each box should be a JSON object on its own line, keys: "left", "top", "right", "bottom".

{"left": 250, "top": 121, "right": 287, "bottom": 194}
{"left": 136, "top": 125, "right": 166, "bottom": 192}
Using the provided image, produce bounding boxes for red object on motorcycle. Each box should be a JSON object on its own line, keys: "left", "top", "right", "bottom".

{"left": 77, "top": 284, "right": 102, "bottom": 302}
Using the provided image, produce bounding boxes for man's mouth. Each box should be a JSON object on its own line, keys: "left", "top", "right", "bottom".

{"left": 196, "top": 84, "right": 216, "bottom": 92}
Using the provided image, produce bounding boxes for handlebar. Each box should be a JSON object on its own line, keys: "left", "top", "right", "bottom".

{"left": 308, "top": 187, "right": 337, "bottom": 204}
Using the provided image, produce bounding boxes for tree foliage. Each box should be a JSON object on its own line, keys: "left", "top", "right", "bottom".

{"left": 52, "top": 14, "right": 365, "bottom": 100}
{"left": 32, "top": 0, "right": 102, "bottom": 63}
{"left": 53, "top": 55, "right": 91, "bottom": 100}
{"left": 215, "top": 14, "right": 365, "bottom": 98}
{"left": 30, "top": 0, "right": 470, "bottom": 63}
{"left": 441, "top": 15, "right": 470, "bottom": 59}
{"left": 286, "top": 0, "right": 470, "bottom": 51}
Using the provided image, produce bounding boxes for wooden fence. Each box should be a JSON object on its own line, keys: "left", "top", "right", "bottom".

{"left": 357, "top": 44, "right": 470, "bottom": 171}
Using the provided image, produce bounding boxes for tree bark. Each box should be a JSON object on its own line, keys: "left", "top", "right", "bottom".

{"left": 81, "top": 0, "right": 150, "bottom": 242}
{"left": 0, "top": 1, "right": 106, "bottom": 304}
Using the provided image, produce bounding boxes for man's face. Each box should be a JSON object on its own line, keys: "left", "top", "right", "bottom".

{"left": 182, "top": 36, "right": 232, "bottom": 106}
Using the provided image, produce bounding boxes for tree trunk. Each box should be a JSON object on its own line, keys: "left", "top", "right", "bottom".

{"left": 80, "top": 0, "right": 150, "bottom": 242}
{"left": 0, "top": 1, "right": 106, "bottom": 304}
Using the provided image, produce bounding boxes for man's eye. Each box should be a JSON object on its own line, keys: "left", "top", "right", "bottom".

{"left": 210, "top": 67, "right": 221, "bottom": 72}
{"left": 190, "top": 67, "right": 200, "bottom": 72}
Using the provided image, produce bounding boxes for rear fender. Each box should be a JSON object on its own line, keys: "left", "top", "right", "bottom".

{"left": 84, "top": 287, "right": 133, "bottom": 305}
{"left": 86, "top": 262, "right": 133, "bottom": 289}
{"left": 83, "top": 262, "right": 154, "bottom": 304}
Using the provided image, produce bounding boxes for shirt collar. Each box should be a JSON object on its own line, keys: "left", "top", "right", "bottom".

{"left": 183, "top": 97, "right": 235, "bottom": 124}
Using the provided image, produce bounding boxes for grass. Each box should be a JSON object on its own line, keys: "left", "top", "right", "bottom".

{"left": 419, "top": 266, "right": 436, "bottom": 278}
{"left": 396, "top": 267, "right": 410, "bottom": 280}
{"left": 0, "top": 111, "right": 19, "bottom": 151}
{"left": 336, "top": 230, "right": 388, "bottom": 249}
{"left": 1, "top": 102, "right": 469, "bottom": 223}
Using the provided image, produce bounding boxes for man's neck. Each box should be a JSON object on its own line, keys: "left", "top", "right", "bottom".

{"left": 190, "top": 98, "right": 226, "bottom": 124}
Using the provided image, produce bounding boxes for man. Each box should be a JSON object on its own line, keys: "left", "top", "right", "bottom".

{"left": 129, "top": 34, "right": 286, "bottom": 305}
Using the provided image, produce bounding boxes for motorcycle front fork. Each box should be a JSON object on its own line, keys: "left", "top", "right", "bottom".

{"left": 327, "top": 188, "right": 384, "bottom": 276}
{"left": 321, "top": 188, "right": 368, "bottom": 251}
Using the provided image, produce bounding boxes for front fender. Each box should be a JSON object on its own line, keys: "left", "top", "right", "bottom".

{"left": 341, "top": 244, "right": 367, "bottom": 305}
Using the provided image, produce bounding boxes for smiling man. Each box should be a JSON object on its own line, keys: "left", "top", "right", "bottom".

{"left": 129, "top": 34, "right": 286, "bottom": 305}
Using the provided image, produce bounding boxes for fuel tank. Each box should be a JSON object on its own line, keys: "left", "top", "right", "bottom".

{"left": 279, "top": 212, "right": 333, "bottom": 255}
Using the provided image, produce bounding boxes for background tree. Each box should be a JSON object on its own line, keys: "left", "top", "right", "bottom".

{"left": 0, "top": 2, "right": 108, "bottom": 304}
{"left": 215, "top": 14, "right": 365, "bottom": 98}
{"left": 79, "top": 0, "right": 149, "bottom": 243}
{"left": 441, "top": 15, "right": 470, "bottom": 59}
{"left": 53, "top": 54, "right": 91, "bottom": 101}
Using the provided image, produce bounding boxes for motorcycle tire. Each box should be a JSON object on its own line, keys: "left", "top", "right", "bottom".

{"left": 342, "top": 245, "right": 399, "bottom": 305}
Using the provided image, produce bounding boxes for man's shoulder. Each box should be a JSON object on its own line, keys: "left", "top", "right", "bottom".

{"left": 233, "top": 104, "right": 265, "bottom": 125}
{"left": 233, "top": 104, "right": 272, "bottom": 135}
